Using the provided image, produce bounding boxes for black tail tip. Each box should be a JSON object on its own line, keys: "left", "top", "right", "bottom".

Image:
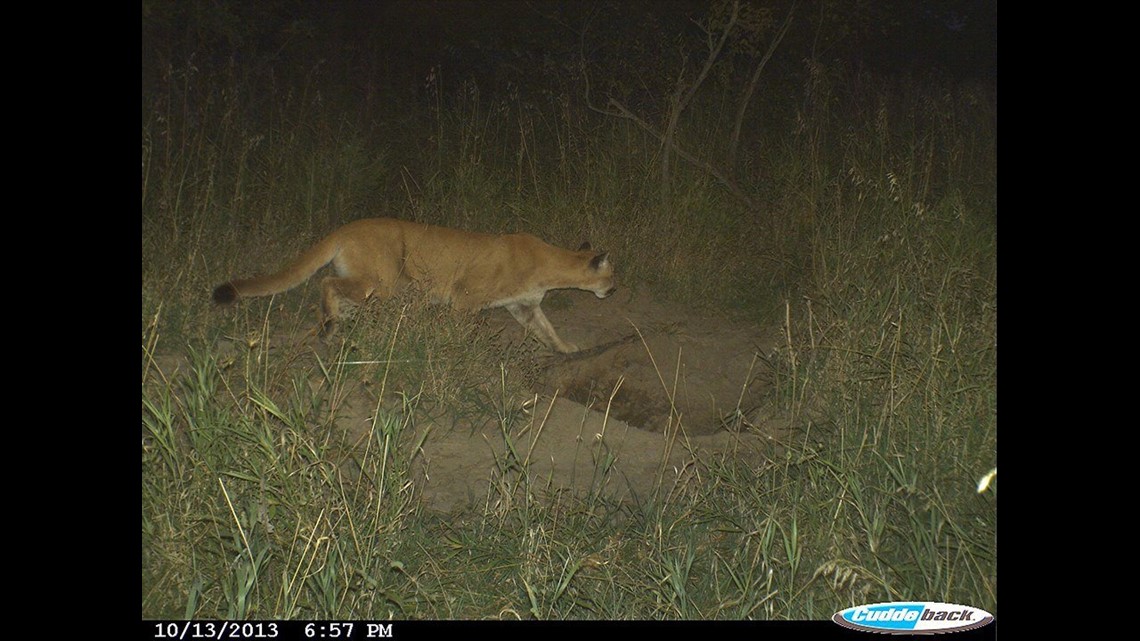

{"left": 212, "top": 283, "right": 238, "bottom": 305}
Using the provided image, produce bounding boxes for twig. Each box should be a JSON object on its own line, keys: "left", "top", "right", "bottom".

{"left": 606, "top": 98, "right": 758, "bottom": 210}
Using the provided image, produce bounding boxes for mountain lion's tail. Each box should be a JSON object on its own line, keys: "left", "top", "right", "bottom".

{"left": 212, "top": 236, "right": 340, "bottom": 305}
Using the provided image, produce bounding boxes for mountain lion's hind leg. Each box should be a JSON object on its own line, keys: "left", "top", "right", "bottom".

{"left": 318, "top": 276, "right": 388, "bottom": 335}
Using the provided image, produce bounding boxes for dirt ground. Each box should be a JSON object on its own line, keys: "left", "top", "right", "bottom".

{"left": 156, "top": 287, "right": 792, "bottom": 514}
{"left": 317, "top": 288, "right": 792, "bottom": 513}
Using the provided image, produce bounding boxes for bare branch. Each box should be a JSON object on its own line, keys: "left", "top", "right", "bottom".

{"left": 678, "top": 0, "right": 739, "bottom": 114}
{"left": 662, "top": 0, "right": 740, "bottom": 196}
{"left": 607, "top": 97, "right": 757, "bottom": 210}
{"left": 729, "top": 2, "right": 796, "bottom": 164}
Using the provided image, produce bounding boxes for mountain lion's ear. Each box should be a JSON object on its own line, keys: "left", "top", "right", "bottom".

{"left": 578, "top": 241, "right": 592, "bottom": 251}
{"left": 590, "top": 252, "right": 609, "bottom": 270}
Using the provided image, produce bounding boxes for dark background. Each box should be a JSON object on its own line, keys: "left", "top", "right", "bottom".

{"left": 142, "top": 0, "right": 996, "bottom": 103}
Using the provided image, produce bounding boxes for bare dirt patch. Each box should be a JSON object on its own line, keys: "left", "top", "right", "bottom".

{"left": 331, "top": 288, "right": 792, "bottom": 512}
{"left": 532, "top": 289, "right": 779, "bottom": 436}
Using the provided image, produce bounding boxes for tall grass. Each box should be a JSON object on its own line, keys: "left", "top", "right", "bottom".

{"left": 142, "top": 20, "right": 995, "bottom": 619}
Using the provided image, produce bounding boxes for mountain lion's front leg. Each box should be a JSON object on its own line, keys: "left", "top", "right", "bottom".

{"left": 505, "top": 302, "right": 578, "bottom": 353}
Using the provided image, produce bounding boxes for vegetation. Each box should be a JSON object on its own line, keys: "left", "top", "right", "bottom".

{"left": 142, "top": 0, "right": 995, "bottom": 620}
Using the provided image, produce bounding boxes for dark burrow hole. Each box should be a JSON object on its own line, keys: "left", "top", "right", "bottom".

{"left": 558, "top": 377, "right": 672, "bottom": 433}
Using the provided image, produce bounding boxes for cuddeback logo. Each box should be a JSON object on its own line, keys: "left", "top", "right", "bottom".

{"left": 833, "top": 601, "right": 994, "bottom": 634}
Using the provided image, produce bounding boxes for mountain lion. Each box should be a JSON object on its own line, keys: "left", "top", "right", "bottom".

{"left": 212, "top": 217, "right": 616, "bottom": 353}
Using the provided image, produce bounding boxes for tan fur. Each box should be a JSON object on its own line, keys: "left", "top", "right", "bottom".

{"left": 212, "top": 218, "right": 616, "bottom": 353}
